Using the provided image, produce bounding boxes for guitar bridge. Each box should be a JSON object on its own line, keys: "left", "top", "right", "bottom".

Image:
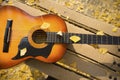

{"left": 3, "top": 19, "right": 13, "bottom": 52}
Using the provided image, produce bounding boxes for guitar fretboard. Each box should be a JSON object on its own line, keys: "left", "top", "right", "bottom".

{"left": 46, "top": 32, "right": 120, "bottom": 45}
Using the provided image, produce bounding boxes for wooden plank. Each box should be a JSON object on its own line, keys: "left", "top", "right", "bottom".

{"left": 63, "top": 50, "right": 120, "bottom": 80}
{"left": 25, "top": 59, "right": 86, "bottom": 80}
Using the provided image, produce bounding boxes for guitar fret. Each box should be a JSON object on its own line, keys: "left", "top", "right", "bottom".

{"left": 76, "top": 33, "right": 80, "bottom": 43}
{"left": 102, "top": 36, "right": 107, "bottom": 44}
{"left": 118, "top": 37, "right": 120, "bottom": 45}
{"left": 112, "top": 36, "right": 113, "bottom": 44}
{"left": 46, "top": 32, "right": 49, "bottom": 42}
{"left": 113, "top": 36, "right": 119, "bottom": 45}
{"left": 103, "top": 36, "right": 107, "bottom": 44}
{"left": 97, "top": 35, "right": 101, "bottom": 44}
{"left": 90, "top": 34, "right": 93, "bottom": 44}
{"left": 63, "top": 33, "right": 68, "bottom": 43}
{"left": 86, "top": 35, "right": 89, "bottom": 44}
{"left": 52, "top": 32, "right": 54, "bottom": 43}
{"left": 67, "top": 33, "right": 69, "bottom": 43}
{"left": 107, "top": 36, "right": 112, "bottom": 44}
{"left": 106, "top": 36, "right": 108, "bottom": 44}
{"left": 70, "top": 33, "right": 73, "bottom": 43}
{"left": 86, "top": 34, "right": 88, "bottom": 44}
{"left": 81, "top": 34, "right": 84, "bottom": 44}
{"left": 101, "top": 36, "right": 102, "bottom": 44}
{"left": 91, "top": 34, "right": 93, "bottom": 44}
{"left": 54, "top": 33, "right": 56, "bottom": 43}
{"left": 112, "top": 36, "right": 114, "bottom": 45}
{"left": 58, "top": 32, "right": 63, "bottom": 43}
{"left": 93, "top": 35, "right": 95, "bottom": 44}
{"left": 95, "top": 35, "right": 97, "bottom": 44}
{"left": 88, "top": 34, "right": 92, "bottom": 44}
{"left": 54, "top": 32, "right": 56, "bottom": 42}
{"left": 55, "top": 32, "right": 57, "bottom": 42}
{"left": 63, "top": 33, "right": 66, "bottom": 43}
{"left": 67, "top": 33, "right": 70, "bottom": 43}
{"left": 47, "top": 32, "right": 50, "bottom": 43}
{"left": 100, "top": 36, "right": 102, "bottom": 44}
{"left": 50, "top": 32, "right": 52, "bottom": 43}
{"left": 83, "top": 34, "right": 87, "bottom": 44}
{"left": 92, "top": 35, "right": 96, "bottom": 44}
{"left": 49, "top": 32, "right": 51, "bottom": 42}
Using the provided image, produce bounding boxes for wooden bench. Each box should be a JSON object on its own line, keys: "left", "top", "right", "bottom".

{"left": 1, "top": 0, "right": 120, "bottom": 80}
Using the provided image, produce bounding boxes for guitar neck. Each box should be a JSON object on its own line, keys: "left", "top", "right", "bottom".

{"left": 46, "top": 32, "right": 120, "bottom": 45}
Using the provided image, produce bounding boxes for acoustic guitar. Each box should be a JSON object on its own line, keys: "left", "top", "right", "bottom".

{"left": 0, "top": 6, "right": 119, "bottom": 69}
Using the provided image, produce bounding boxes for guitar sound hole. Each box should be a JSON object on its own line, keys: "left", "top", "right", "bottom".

{"left": 32, "top": 30, "right": 47, "bottom": 44}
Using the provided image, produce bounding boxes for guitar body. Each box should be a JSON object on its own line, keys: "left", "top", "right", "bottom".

{"left": 0, "top": 6, "right": 67, "bottom": 69}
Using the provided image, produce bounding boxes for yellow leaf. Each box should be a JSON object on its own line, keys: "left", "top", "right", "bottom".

{"left": 94, "top": 11, "right": 100, "bottom": 17}
{"left": 20, "top": 48, "right": 27, "bottom": 56}
{"left": 26, "top": 0, "right": 35, "bottom": 5}
{"left": 96, "top": 30, "right": 104, "bottom": 35}
{"left": 57, "top": 13, "right": 61, "bottom": 16}
{"left": 99, "top": 48, "right": 108, "bottom": 54}
{"left": 66, "top": 16, "right": 69, "bottom": 20}
{"left": 112, "top": 27, "right": 118, "bottom": 32}
{"left": 7, "top": 0, "right": 13, "bottom": 5}
{"left": 64, "top": 1, "right": 74, "bottom": 9}
{"left": 58, "top": 59, "right": 65, "bottom": 63}
{"left": 70, "top": 35, "right": 81, "bottom": 43}
{"left": 57, "top": 31, "right": 63, "bottom": 36}
{"left": 90, "top": 44, "right": 99, "bottom": 49}
{"left": 70, "top": 62, "right": 77, "bottom": 68}
{"left": 115, "top": 22, "right": 120, "bottom": 27}
{"left": 76, "top": 4, "right": 84, "bottom": 12}
{"left": 40, "top": 22, "right": 50, "bottom": 29}
{"left": 65, "top": 2, "right": 72, "bottom": 7}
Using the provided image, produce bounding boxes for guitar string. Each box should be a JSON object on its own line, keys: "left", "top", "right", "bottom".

{"left": 2, "top": 34, "right": 120, "bottom": 44}
{"left": 0, "top": 31, "right": 119, "bottom": 44}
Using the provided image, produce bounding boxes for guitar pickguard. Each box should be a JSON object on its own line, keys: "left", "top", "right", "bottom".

{"left": 12, "top": 37, "right": 54, "bottom": 60}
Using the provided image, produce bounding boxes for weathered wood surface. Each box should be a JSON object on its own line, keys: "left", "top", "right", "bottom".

{"left": 0, "top": 0, "right": 120, "bottom": 80}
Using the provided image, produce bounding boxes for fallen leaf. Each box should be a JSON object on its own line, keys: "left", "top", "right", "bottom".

{"left": 96, "top": 30, "right": 105, "bottom": 35}
{"left": 98, "top": 48, "right": 108, "bottom": 54}
{"left": 70, "top": 35, "right": 81, "bottom": 43}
